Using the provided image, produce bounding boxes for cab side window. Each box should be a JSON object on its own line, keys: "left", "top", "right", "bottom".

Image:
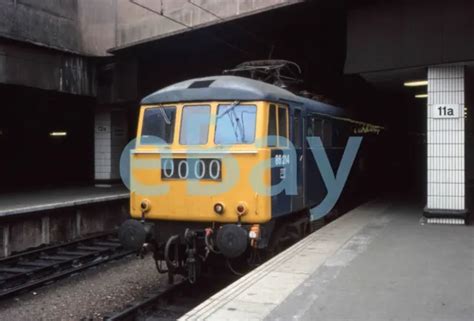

{"left": 267, "top": 104, "right": 289, "bottom": 147}
{"left": 278, "top": 106, "right": 288, "bottom": 147}
{"left": 268, "top": 104, "right": 277, "bottom": 147}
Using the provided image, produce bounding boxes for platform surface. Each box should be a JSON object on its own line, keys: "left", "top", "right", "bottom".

{"left": 181, "top": 200, "right": 474, "bottom": 321}
{"left": 0, "top": 185, "right": 129, "bottom": 217}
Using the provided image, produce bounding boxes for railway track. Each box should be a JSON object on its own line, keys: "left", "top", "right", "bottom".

{"left": 0, "top": 232, "right": 134, "bottom": 299}
{"left": 105, "top": 275, "right": 237, "bottom": 321}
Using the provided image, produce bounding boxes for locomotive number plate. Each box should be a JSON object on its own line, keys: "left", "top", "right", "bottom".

{"left": 161, "top": 158, "right": 222, "bottom": 180}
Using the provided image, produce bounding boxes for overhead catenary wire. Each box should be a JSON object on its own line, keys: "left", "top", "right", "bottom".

{"left": 128, "top": 0, "right": 253, "bottom": 56}
{"left": 130, "top": 0, "right": 188, "bottom": 29}
{"left": 187, "top": 0, "right": 273, "bottom": 49}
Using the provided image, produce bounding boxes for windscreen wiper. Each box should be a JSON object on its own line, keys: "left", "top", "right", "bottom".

{"left": 158, "top": 106, "right": 171, "bottom": 125}
{"left": 217, "top": 100, "right": 240, "bottom": 119}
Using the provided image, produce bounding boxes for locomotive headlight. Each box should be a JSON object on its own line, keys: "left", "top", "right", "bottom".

{"left": 140, "top": 199, "right": 151, "bottom": 212}
{"left": 236, "top": 202, "right": 248, "bottom": 216}
{"left": 213, "top": 203, "right": 225, "bottom": 215}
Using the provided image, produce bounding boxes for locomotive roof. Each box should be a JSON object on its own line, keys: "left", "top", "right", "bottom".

{"left": 141, "top": 75, "right": 346, "bottom": 117}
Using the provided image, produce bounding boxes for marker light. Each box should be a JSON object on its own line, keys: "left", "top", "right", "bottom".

{"left": 415, "top": 94, "right": 428, "bottom": 99}
{"left": 140, "top": 199, "right": 151, "bottom": 212}
{"left": 404, "top": 80, "right": 428, "bottom": 87}
{"left": 236, "top": 202, "right": 248, "bottom": 216}
{"left": 49, "top": 132, "right": 67, "bottom": 137}
{"left": 214, "top": 203, "right": 225, "bottom": 215}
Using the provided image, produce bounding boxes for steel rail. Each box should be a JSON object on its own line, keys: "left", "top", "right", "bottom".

{"left": 0, "top": 232, "right": 114, "bottom": 265}
{"left": 0, "top": 232, "right": 134, "bottom": 299}
{"left": 104, "top": 272, "right": 239, "bottom": 321}
{"left": 104, "top": 278, "right": 187, "bottom": 321}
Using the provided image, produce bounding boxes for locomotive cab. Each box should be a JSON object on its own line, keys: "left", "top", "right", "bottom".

{"left": 123, "top": 97, "right": 292, "bottom": 281}
{"left": 130, "top": 101, "right": 284, "bottom": 225}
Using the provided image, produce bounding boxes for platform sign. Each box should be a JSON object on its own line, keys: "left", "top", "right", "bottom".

{"left": 430, "top": 104, "right": 462, "bottom": 119}
{"left": 95, "top": 125, "right": 110, "bottom": 133}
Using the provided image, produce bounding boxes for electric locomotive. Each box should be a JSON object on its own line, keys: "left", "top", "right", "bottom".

{"left": 119, "top": 73, "right": 382, "bottom": 282}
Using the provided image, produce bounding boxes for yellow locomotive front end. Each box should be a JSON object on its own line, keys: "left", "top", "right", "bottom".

{"left": 130, "top": 101, "right": 273, "bottom": 224}
{"left": 118, "top": 75, "right": 296, "bottom": 282}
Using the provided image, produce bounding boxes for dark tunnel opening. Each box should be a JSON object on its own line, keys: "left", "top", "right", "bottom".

{"left": 0, "top": 84, "right": 95, "bottom": 192}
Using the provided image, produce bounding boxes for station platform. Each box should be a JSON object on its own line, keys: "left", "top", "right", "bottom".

{"left": 0, "top": 185, "right": 129, "bottom": 218}
{"left": 181, "top": 200, "right": 474, "bottom": 321}
{"left": 0, "top": 185, "right": 130, "bottom": 256}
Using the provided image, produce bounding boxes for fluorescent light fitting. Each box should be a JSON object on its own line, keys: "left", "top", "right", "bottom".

{"left": 50, "top": 131, "right": 67, "bottom": 137}
{"left": 404, "top": 80, "right": 428, "bottom": 87}
{"left": 415, "top": 94, "right": 428, "bottom": 98}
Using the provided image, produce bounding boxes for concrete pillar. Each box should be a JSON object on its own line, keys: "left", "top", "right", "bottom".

{"left": 94, "top": 108, "right": 128, "bottom": 183}
{"left": 425, "top": 65, "right": 468, "bottom": 224}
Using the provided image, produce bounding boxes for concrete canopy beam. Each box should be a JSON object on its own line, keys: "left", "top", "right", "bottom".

{"left": 112, "top": 0, "right": 305, "bottom": 52}
{"left": 0, "top": 42, "right": 96, "bottom": 96}
{"left": 0, "top": 0, "right": 81, "bottom": 54}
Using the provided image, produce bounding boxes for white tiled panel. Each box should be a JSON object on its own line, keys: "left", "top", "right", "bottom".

{"left": 427, "top": 144, "right": 464, "bottom": 157}
{"left": 427, "top": 118, "right": 464, "bottom": 131}
{"left": 427, "top": 131, "right": 464, "bottom": 144}
{"left": 426, "top": 65, "right": 466, "bottom": 211}
{"left": 428, "top": 66, "right": 464, "bottom": 80}
{"left": 427, "top": 183, "right": 465, "bottom": 197}
{"left": 426, "top": 196, "right": 464, "bottom": 210}
{"left": 428, "top": 170, "right": 465, "bottom": 184}
{"left": 428, "top": 78, "right": 464, "bottom": 93}
{"left": 428, "top": 91, "right": 464, "bottom": 105}
{"left": 428, "top": 157, "right": 464, "bottom": 171}
{"left": 94, "top": 109, "right": 128, "bottom": 181}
